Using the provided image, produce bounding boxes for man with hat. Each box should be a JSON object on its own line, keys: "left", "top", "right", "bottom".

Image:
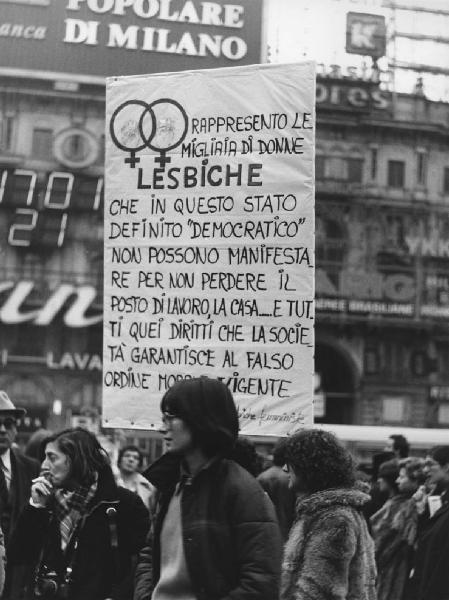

{"left": 0, "top": 391, "right": 40, "bottom": 599}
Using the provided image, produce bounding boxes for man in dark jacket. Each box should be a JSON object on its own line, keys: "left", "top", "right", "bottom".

{"left": 9, "top": 427, "right": 149, "bottom": 600}
{"left": 411, "top": 445, "right": 449, "bottom": 600}
{"left": 0, "top": 391, "right": 40, "bottom": 600}
{"left": 257, "top": 437, "right": 295, "bottom": 540}
{"left": 134, "top": 377, "right": 282, "bottom": 600}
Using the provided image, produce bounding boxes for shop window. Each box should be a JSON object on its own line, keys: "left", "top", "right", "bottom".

{"left": 443, "top": 167, "right": 449, "bottom": 194}
{"left": 382, "top": 396, "right": 405, "bottom": 422}
{"left": 31, "top": 128, "right": 53, "bottom": 160}
{"left": 387, "top": 160, "right": 405, "bottom": 188}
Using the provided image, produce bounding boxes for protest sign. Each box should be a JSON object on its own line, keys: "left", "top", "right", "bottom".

{"left": 103, "top": 62, "right": 315, "bottom": 436}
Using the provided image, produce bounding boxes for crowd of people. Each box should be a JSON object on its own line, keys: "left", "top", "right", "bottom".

{"left": 0, "top": 382, "right": 447, "bottom": 599}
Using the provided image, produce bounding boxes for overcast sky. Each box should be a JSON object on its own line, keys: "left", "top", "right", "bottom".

{"left": 266, "top": 0, "right": 449, "bottom": 101}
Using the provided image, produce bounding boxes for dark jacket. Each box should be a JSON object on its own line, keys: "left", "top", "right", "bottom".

{"left": 5, "top": 448, "right": 40, "bottom": 542}
{"left": 257, "top": 465, "right": 295, "bottom": 540}
{"left": 9, "top": 466, "right": 149, "bottom": 600}
{"left": 411, "top": 495, "right": 449, "bottom": 600}
{"left": 2, "top": 448, "right": 40, "bottom": 600}
{"left": 134, "top": 452, "right": 282, "bottom": 600}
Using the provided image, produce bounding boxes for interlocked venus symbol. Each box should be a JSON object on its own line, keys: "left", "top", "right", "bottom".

{"left": 109, "top": 98, "right": 189, "bottom": 154}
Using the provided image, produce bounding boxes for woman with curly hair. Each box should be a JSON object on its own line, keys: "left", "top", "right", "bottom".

{"left": 370, "top": 457, "right": 425, "bottom": 600}
{"left": 281, "top": 429, "right": 376, "bottom": 600}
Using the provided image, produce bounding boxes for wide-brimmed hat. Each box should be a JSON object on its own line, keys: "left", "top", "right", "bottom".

{"left": 0, "top": 391, "right": 26, "bottom": 418}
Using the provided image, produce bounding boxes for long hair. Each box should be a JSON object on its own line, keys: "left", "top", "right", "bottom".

{"left": 45, "top": 427, "right": 110, "bottom": 487}
{"left": 160, "top": 377, "right": 239, "bottom": 457}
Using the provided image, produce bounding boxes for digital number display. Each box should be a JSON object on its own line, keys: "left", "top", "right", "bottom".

{"left": 0, "top": 169, "right": 103, "bottom": 248}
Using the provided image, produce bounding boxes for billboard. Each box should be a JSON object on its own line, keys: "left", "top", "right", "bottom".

{"left": 0, "top": 0, "right": 264, "bottom": 80}
{"left": 102, "top": 62, "right": 315, "bottom": 436}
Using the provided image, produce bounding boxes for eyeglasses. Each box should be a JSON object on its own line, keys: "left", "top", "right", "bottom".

{"left": 0, "top": 418, "right": 16, "bottom": 429}
{"left": 161, "top": 412, "right": 179, "bottom": 426}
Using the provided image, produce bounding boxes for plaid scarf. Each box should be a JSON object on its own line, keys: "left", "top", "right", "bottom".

{"left": 53, "top": 479, "right": 98, "bottom": 551}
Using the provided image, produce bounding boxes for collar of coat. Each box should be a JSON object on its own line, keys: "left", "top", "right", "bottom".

{"left": 295, "top": 488, "right": 370, "bottom": 517}
{"left": 143, "top": 451, "right": 222, "bottom": 492}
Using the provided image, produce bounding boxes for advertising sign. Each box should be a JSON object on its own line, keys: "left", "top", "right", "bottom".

{"left": 346, "top": 12, "right": 386, "bottom": 59}
{"left": 0, "top": 0, "right": 264, "bottom": 80}
{"left": 103, "top": 62, "right": 315, "bottom": 435}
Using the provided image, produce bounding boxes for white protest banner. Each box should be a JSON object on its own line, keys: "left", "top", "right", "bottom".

{"left": 103, "top": 62, "right": 315, "bottom": 436}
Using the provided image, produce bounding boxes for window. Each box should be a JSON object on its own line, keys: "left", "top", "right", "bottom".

{"left": 316, "top": 155, "right": 325, "bottom": 179}
{"left": 416, "top": 151, "right": 427, "bottom": 186}
{"left": 326, "top": 156, "right": 347, "bottom": 180}
{"left": 438, "top": 404, "right": 449, "bottom": 425}
{"left": 388, "top": 160, "right": 405, "bottom": 188}
{"left": 370, "top": 147, "right": 378, "bottom": 180}
{"left": 31, "top": 128, "right": 53, "bottom": 160}
{"left": 347, "top": 158, "right": 363, "bottom": 183}
{"left": 382, "top": 396, "right": 406, "bottom": 422}
{"left": 443, "top": 167, "right": 449, "bottom": 194}
{"left": 95, "top": 134, "right": 105, "bottom": 166}
{"left": 0, "top": 115, "right": 15, "bottom": 152}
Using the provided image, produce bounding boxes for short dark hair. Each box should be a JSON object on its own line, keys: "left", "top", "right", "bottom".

{"left": 430, "top": 445, "right": 449, "bottom": 467}
{"left": 117, "top": 445, "right": 143, "bottom": 468}
{"left": 285, "top": 429, "right": 356, "bottom": 493}
{"left": 45, "top": 428, "right": 110, "bottom": 487}
{"left": 389, "top": 434, "right": 409, "bottom": 458}
{"left": 272, "top": 437, "right": 289, "bottom": 467}
{"left": 160, "top": 377, "right": 239, "bottom": 457}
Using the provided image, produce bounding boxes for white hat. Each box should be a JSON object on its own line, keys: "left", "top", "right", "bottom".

{"left": 0, "top": 391, "right": 26, "bottom": 417}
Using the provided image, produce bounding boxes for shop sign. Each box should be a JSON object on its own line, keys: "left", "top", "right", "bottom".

{"left": 0, "top": 0, "right": 263, "bottom": 79}
{"left": 1, "top": 349, "right": 102, "bottom": 370}
{"left": 316, "top": 76, "right": 390, "bottom": 111}
{"left": 316, "top": 268, "right": 416, "bottom": 317}
{"left": 47, "top": 351, "right": 102, "bottom": 370}
{"left": 0, "top": 280, "right": 102, "bottom": 327}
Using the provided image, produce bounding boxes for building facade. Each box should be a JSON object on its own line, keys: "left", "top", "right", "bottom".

{"left": 1, "top": 70, "right": 449, "bottom": 450}
{"left": 315, "top": 74, "right": 449, "bottom": 429}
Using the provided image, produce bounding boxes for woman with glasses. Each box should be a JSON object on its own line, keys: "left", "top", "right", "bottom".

{"left": 134, "top": 376, "right": 282, "bottom": 600}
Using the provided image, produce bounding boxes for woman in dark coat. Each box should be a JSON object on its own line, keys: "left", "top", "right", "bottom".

{"left": 133, "top": 377, "right": 282, "bottom": 600}
{"left": 8, "top": 427, "right": 149, "bottom": 600}
{"left": 370, "top": 458, "right": 425, "bottom": 600}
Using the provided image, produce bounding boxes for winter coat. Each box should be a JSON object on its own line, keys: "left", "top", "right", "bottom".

{"left": 134, "top": 452, "right": 282, "bottom": 600}
{"left": 410, "top": 495, "right": 449, "bottom": 600}
{"left": 2, "top": 448, "right": 40, "bottom": 600}
{"left": 281, "top": 488, "right": 377, "bottom": 600}
{"left": 8, "top": 465, "right": 150, "bottom": 600}
{"left": 370, "top": 494, "right": 418, "bottom": 600}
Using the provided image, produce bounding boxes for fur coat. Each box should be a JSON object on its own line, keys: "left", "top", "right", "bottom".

{"left": 281, "top": 488, "right": 377, "bottom": 600}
